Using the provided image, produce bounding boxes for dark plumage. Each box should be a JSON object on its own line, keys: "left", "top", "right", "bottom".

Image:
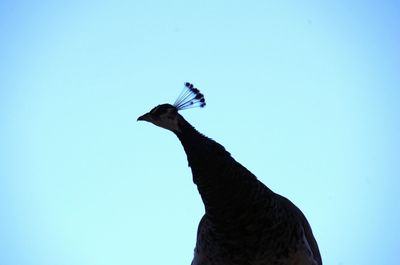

{"left": 138, "top": 83, "right": 322, "bottom": 265}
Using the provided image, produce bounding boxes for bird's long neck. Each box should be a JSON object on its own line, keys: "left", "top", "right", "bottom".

{"left": 174, "top": 116, "right": 275, "bottom": 223}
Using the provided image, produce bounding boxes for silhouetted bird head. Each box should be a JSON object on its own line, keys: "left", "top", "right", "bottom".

{"left": 137, "top": 82, "right": 206, "bottom": 132}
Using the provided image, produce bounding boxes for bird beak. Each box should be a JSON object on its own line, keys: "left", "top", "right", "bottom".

{"left": 137, "top": 112, "right": 152, "bottom": 122}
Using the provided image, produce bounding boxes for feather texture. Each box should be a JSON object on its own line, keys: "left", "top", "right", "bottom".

{"left": 174, "top": 115, "right": 322, "bottom": 265}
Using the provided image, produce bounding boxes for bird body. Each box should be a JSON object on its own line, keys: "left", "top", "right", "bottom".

{"left": 138, "top": 83, "right": 322, "bottom": 265}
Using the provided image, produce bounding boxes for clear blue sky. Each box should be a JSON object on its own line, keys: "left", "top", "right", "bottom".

{"left": 1, "top": 1, "right": 399, "bottom": 264}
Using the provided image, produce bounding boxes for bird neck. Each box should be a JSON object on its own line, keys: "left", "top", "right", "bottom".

{"left": 174, "top": 116, "right": 222, "bottom": 175}
{"left": 174, "top": 116, "right": 275, "bottom": 223}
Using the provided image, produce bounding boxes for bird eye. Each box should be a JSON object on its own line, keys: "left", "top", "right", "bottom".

{"left": 150, "top": 106, "right": 160, "bottom": 115}
{"left": 150, "top": 105, "right": 170, "bottom": 116}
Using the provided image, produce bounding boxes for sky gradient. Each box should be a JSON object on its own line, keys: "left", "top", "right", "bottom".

{"left": 1, "top": 1, "right": 399, "bottom": 264}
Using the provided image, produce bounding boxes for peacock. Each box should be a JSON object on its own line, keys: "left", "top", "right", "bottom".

{"left": 137, "top": 82, "right": 322, "bottom": 265}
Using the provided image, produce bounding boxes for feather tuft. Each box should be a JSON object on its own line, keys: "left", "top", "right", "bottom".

{"left": 174, "top": 82, "right": 206, "bottom": 110}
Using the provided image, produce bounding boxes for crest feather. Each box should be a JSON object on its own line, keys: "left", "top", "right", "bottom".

{"left": 173, "top": 82, "right": 206, "bottom": 110}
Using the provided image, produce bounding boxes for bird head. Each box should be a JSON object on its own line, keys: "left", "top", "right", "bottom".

{"left": 137, "top": 82, "right": 206, "bottom": 132}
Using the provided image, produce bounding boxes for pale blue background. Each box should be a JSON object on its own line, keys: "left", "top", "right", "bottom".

{"left": 1, "top": 1, "right": 399, "bottom": 264}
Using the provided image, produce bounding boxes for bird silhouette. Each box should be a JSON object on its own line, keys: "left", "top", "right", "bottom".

{"left": 138, "top": 82, "right": 322, "bottom": 265}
